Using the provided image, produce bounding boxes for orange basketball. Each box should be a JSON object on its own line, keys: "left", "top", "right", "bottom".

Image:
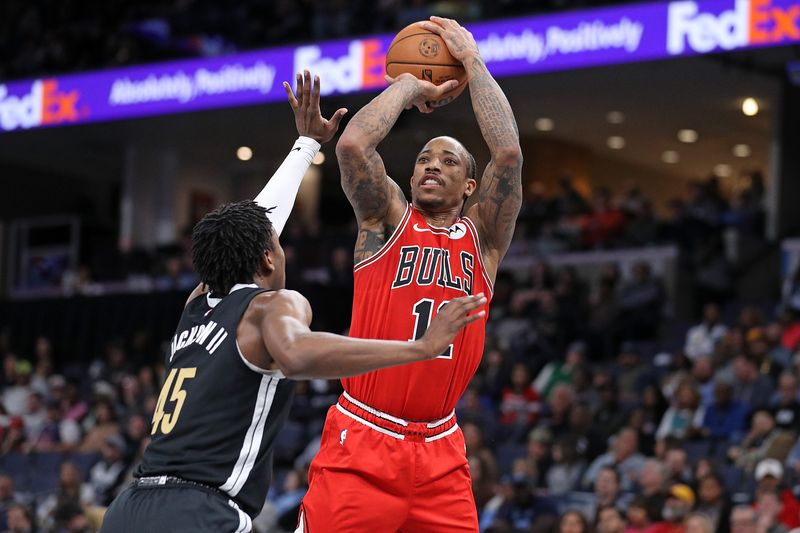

{"left": 385, "top": 22, "right": 467, "bottom": 108}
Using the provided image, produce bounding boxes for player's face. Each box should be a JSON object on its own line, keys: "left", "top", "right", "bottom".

{"left": 410, "top": 137, "right": 476, "bottom": 211}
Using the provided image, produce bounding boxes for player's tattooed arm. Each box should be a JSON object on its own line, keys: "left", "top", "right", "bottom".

{"left": 354, "top": 222, "right": 397, "bottom": 263}
{"left": 421, "top": 16, "right": 523, "bottom": 276}
{"left": 337, "top": 80, "right": 419, "bottom": 225}
{"left": 464, "top": 55, "right": 523, "bottom": 271}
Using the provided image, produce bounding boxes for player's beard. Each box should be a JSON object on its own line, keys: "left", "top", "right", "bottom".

{"left": 413, "top": 193, "right": 449, "bottom": 211}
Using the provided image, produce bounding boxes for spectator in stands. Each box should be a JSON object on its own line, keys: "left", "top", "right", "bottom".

{"left": 730, "top": 410, "right": 795, "bottom": 471}
{"left": 583, "top": 427, "right": 646, "bottom": 491}
{"left": 488, "top": 473, "right": 558, "bottom": 533}
{"left": 566, "top": 401, "right": 605, "bottom": 462}
{"left": 500, "top": 363, "right": 542, "bottom": 435}
{"left": 753, "top": 490, "right": 788, "bottom": 533}
{"left": 617, "top": 342, "right": 647, "bottom": 407}
{"left": 700, "top": 381, "right": 748, "bottom": 444}
{"left": 52, "top": 500, "right": 92, "bottom": 533}
{"left": 685, "top": 303, "right": 728, "bottom": 362}
{"left": 685, "top": 513, "right": 715, "bottom": 533}
{"left": 650, "top": 484, "right": 695, "bottom": 533}
{"left": 36, "top": 462, "right": 95, "bottom": 533}
{"left": 627, "top": 497, "right": 653, "bottom": 533}
{"left": 618, "top": 262, "right": 664, "bottom": 341}
{"left": 2, "top": 360, "right": 32, "bottom": 417}
{"left": 665, "top": 447, "right": 691, "bottom": 485}
{"left": 524, "top": 427, "right": 554, "bottom": 489}
{"left": 590, "top": 374, "right": 628, "bottom": 444}
{"left": 469, "top": 453, "right": 499, "bottom": 518}
{"left": 693, "top": 357, "right": 717, "bottom": 407}
{"left": 3, "top": 503, "right": 35, "bottom": 533}
{"left": 597, "top": 505, "right": 627, "bottom": 533}
{"left": 593, "top": 467, "right": 630, "bottom": 518}
{"left": 732, "top": 356, "right": 775, "bottom": 410}
{"left": 638, "top": 460, "right": 669, "bottom": 522}
{"left": 78, "top": 399, "right": 119, "bottom": 453}
{"left": 0, "top": 475, "right": 28, "bottom": 532}
{"left": 541, "top": 383, "right": 575, "bottom": 437}
{"left": 88, "top": 433, "right": 127, "bottom": 506}
{"left": 752, "top": 459, "right": 800, "bottom": 530}
{"left": 534, "top": 341, "right": 586, "bottom": 399}
{"left": 547, "top": 435, "right": 586, "bottom": 495}
{"left": 579, "top": 187, "right": 625, "bottom": 249}
{"left": 554, "top": 175, "right": 590, "bottom": 218}
{"left": 771, "top": 372, "right": 800, "bottom": 432}
{"left": 560, "top": 510, "right": 591, "bottom": 533}
{"left": 695, "top": 473, "right": 732, "bottom": 533}
{"left": 656, "top": 381, "right": 705, "bottom": 442}
{"left": 731, "top": 506, "right": 759, "bottom": 533}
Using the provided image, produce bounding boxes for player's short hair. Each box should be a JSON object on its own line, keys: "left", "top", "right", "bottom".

{"left": 191, "top": 200, "right": 274, "bottom": 296}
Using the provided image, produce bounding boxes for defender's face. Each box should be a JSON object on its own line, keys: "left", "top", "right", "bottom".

{"left": 410, "top": 137, "right": 475, "bottom": 211}
{"left": 266, "top": 232, "right": 286, "bottom": 289}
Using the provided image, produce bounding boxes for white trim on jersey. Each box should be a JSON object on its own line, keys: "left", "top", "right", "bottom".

{"left": 206, "top": 283, "right": 259, "bottom": 308}
{"left": 460, "top": 217, "right": 495, "bottom": 296}
{"left": 235, "top": 340, "right": 286, "bottom": 379}
{"left": 335, "top": 404, "right": 406, "bottom": 440}
{"left": 424, "top": 423, "right": 460, "bottom": 443}
{"left": 220, "top": 376, "right": 277, "bottom": 497}
{"left": 353, "top": 203, "right": 412, "bottom": 272}
{"left": 294, "top": 511, "right": 305, "bottom": 533}
{"left": 229, "top": 499, "right": 253, "bottom": 533}
{"left": 342, "top": 390, "right": 408, "bottom": 426}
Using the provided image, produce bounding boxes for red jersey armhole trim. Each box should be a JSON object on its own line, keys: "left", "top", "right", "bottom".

{"left": 353, "top": 203, "right": 412, "bottom": 273}
{"left": 461, "top": 216, "right": 495, "bottom": 296}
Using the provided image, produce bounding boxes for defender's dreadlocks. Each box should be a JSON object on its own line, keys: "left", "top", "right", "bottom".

{"left": 191, "top": 200, "right": 274, "bottom": 296}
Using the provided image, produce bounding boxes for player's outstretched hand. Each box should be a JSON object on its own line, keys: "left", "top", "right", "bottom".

{"left": 283, "top": 70, "right": 348, "bottom": 144}
{"left": 417, "top": 294, "right": 486, "bottom": 358}
{"left": 384, "top": 73, "right": 460, "bottom": 114}
{"left": 420, "top": 17, "right": 480, "bottom": 64}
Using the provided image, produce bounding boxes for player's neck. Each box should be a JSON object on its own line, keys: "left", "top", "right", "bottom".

{"left": 416, "top": 206, "right": 461, "bottom": 228}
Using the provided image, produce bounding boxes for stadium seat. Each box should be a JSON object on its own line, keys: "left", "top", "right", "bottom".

{"left": 683, "top": 441, "right": 711, "bottom": 464}
{"left": 273, "top": 422, "right": 306, "bottom": 463}
{"left": 27, "top": 452, "right": 64, "bottom": 494}
{"left": 495, "top": 442, "right": 527, "bottom": 475}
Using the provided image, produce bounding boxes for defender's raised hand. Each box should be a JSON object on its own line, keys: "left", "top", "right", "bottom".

{"left": 283, "top": 70, "right": 348, "bottom": 144}
{"left": 384, "top": 72, "right": 460, "bottom": 113}
{"left": 417, "top": 294, "right": 487, "bottom": 357}
{"left": 420, "top": 17, "right": 481, "bottom": 64}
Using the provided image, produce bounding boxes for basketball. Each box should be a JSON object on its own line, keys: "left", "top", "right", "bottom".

{"left": 385, "top": 22, "right": 467, "bottom": 108}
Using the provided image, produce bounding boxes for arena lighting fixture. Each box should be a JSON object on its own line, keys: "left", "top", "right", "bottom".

{"left": 606, "top": 111, "right": 625, "bottom": 124}
{"left": 236, "top": 146, "right": 253, "bottom": 161}
{"left": 606, "top": 136, "right": 626, "bottom": 149}
{"left": 661, "top": 150, "right": 679, "bottom": 164}
{"left": 732, "top": 144, "right": 751, "bottom": 158}
{"left": 714, "top": 164, "right": 733, "bottom": 177}
{"left": 677, "top": 129, "right": 698, "bottom": 143}
{"left": 312, "top": 151, "right": 326, "bottom": 165}
{"left": 742, "top": 97, "right": 759, "bottom": 116}
{"left": 534, "top": 117, "right": 554, "bottom": 131}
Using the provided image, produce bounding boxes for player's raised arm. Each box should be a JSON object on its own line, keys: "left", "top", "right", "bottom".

{"left": 422, "top": 17, "right": 523, "bottom": 279}
{"left": 259, "top": 290, "right": 486, "bottom": 379}
{"left": 337, "top": 74, "right": 459, "bottom": 262}
{"left": 186, "top": 71, "right": 345, "bottom": 306}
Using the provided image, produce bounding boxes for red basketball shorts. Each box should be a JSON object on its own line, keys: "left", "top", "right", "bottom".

{"left": 295, "top": 392, "right": 478, "bottom": 532}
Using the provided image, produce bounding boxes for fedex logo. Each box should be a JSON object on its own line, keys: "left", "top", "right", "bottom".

{"left": 0, "top": 79, "right": 86, "bottom": 132}
{"left": 293, "top": 39, "right": 386, "bottom": 96}
{"left": 668, "top": 0, "right": 800, "bottom": 55}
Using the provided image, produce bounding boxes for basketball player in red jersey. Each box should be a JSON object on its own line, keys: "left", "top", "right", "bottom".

{"left": 297, "top": 16, "right": 522, "bottom": 533}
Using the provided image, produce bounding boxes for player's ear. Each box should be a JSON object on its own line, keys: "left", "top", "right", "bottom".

{"left": 464, "top": 177, "right": 477, "bottom": 198}
{"left": 261, "top": 251, "right": 276, "bottom": 276}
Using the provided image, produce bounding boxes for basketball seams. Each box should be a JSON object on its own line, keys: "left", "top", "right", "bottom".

{"left": 386, "top": 60, "right": 463, "bottom": 68}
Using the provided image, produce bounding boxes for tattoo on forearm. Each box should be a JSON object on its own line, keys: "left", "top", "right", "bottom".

{"left": 354, "top": 223, "right": 397, "bottom": 263}
{"left": 468, "top": 57, "right": 523, "bottom": 253}
{"left": 468, "top": 57, "right": 519, "bottom": 153}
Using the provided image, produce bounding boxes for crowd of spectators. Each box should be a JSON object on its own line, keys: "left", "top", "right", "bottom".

{"left": 0, "top": 0, "right": 648, "bottom": 82}
{"left": 3, "top": 248, "right": 800, "bottom": 531}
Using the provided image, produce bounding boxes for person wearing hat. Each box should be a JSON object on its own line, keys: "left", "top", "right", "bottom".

{"left": 753, "top": 459, "right": 800, "bottom": 529}
{"left": 88, "top": 433, "right": 128, "bottom": 506}
{"left": 649, "top": 484, "right": 696, "bottom": 533}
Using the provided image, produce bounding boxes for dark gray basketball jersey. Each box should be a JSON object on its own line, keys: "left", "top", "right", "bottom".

{"left": 136, "top": 283, "right": 295, "bottom": 517}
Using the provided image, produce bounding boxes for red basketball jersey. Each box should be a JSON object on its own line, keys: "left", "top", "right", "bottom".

{"left": 342, "top": 205, "right": 493, "bottom": 421}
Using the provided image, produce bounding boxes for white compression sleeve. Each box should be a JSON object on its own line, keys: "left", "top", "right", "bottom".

{"left": 254, "top": 136, "right": 321, "bottom": 236}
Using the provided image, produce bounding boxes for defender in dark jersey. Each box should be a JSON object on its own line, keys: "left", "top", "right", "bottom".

{"left": 99, "top": 78, "right": 486, "bottom": 533}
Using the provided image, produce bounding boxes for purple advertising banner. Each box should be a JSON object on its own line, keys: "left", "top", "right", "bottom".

{"left": 1, "top": 0, "right": 798, "bottom": 133}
